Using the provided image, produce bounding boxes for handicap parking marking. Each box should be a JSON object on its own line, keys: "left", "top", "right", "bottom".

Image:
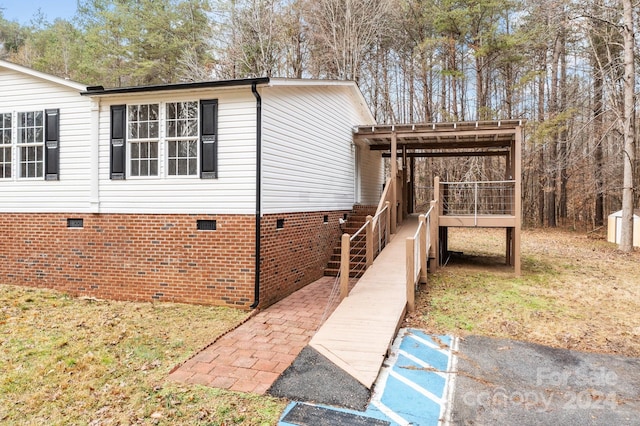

{"left": 369, "top": 329, "right": 458, "bottom": 426}
{"left": 278, "top": 328, "right": 459, "bottom": 426}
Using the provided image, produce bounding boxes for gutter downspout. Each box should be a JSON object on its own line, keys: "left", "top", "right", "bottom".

{"left": 250, "top": 82, "right": 262, "bottom": 309}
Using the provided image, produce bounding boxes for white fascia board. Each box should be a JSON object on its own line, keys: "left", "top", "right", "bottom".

{"left": 0, "top": 59, "right": 87, "bottom": 91}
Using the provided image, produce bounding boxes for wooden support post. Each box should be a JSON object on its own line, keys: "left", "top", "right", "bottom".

{"left": 385, "top": 201, "right": 391, "bottom": 243}
{"left": 406, "top": 237, "right": 415, "bottom": 312}
{"left": 410, "top": 156, "right": 415, "bottom": 214}
{"left": 390, "top": 132, "right": 397, "bottom": 234}
{"left": 429, "top": 199, "right": 439, "bottom": 273}
{"left": 409, "top": 157, "right": 416, "bottom": 213}
{"left": 514, "top": 127, "right": 523, "bottom": 276}
{"left": 402, "top": 145, "right": 408, "bottom": 220}
{"left": 430, "top": 177, "right": 440, "bottom": 271}
{"left": 365, "top": 215, "right": 373, "bottom": 267}
{"left": 397, "top": 174, "right": 403, "bottom": 225}
{"left": 434, "top": 176, "right": 441, "bottom": 214}
{"left": 439, "top": 226, "right": 449, "bottom": 266}
{"left": 506, "top": 228, "right": 512, "bottom": 265}
{"left": 419, "top": 214, "right": 427, "bottom": 284}
{"left": 340, "top": 233, "right": 350, "bottom": 300}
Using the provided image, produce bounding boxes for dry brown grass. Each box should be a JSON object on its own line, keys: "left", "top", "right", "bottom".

{"left": 0, "top": 286, "right": 285, "bottom": 425}
{"left": 407, "top": 227, "right": 640, "bottom": 357}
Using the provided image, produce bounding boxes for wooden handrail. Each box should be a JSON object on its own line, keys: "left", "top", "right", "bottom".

{"left": 373, "top": 177, "right": 393, "bottom": 228}
{"left": 340, "top": 233, "right": 350, "bottom": 300}
{"left": 338, "top": 179, "right": 396, "bottom": 301}
{"left": 406, "top": 204, "right": 437, "bottom": 312}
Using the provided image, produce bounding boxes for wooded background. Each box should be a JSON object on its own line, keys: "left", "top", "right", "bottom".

{"left": 1, "top": 0, "right": 637, "bottom": 237}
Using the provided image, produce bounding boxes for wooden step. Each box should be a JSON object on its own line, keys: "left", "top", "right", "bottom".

{"left": 325, "top": 260, "right": 367, "bottom": 270}
{"left": 323, "top": 268, "right": 365, "bottom": 278}
{"left": 323, "top": 206, "right": 377, "bottom": 279}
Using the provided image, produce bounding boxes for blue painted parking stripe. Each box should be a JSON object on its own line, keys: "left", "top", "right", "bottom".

{"left": 278, "top": 328, "right": 459, "bottom": 426}
{"left": 407, "top": 332, "right": 451, "bottom": 355}
{"left": 397, "top": 350, "right": 448, "bottom": 379}
{"left": 390, "top": 357, "right": 445, "bottom": 404}
{"left": 380, "top": 372, "right": 442, "bottom": 424}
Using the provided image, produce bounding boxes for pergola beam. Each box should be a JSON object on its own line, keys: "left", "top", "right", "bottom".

{"left": 369, "top": 139, "right": 513, "bottom": 150}
{"left": 382, "top": 150, "right": 509, "bottom": 158}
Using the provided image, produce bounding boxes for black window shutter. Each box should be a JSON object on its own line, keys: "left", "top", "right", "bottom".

{"left": 44, "top": 109, "right": 60, "bottom": 180}
{"left": 200, "top": 99, "right": 218, "bottom": 179}
{"left": 110, "top": 105, "right": 126, "bottom": 180}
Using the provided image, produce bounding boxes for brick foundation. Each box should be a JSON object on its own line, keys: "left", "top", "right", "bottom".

{"left": 0, "top": 211, "right": 347, "bottom": 309}
{"left": 0, "top": 213, "right": 255, "bottom": 307}
{"left": 258, "top": 211, "right": 347, "bottom": 308}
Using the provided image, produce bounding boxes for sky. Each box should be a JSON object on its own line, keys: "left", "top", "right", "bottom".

{"left": 0, "top": 0, "right": 78, "bottom": 24}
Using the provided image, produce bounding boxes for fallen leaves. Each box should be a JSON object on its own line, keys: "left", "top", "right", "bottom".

{"left": 0, "top": 285, "right": 283, "bottom": 424}
{"left": 409, "top": 227, "right": 640, "bottom": 358}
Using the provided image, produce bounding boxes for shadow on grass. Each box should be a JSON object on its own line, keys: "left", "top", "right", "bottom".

{"left": 441, "top": 251, "right": 556, "bottom": 277}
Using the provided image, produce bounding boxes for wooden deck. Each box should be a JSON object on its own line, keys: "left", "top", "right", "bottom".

{"left": 439, "top": 214, "right": 517, "bottom": 228}
{"left": 309, "top": 216, "right": 419, "bottom": 389}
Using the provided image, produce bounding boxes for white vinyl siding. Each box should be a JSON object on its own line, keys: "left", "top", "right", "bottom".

{"left": 0, "top": 66, "right": 378, "bottom": 216}
{"left": 261, "top": 84, "right": 377, "bottom": 214}
{"left": 357, "top": 143, "right": 384, "bottom": 205}
{"left": 97, "top": 89, "right": 257, "bottom": 214}
{"left": 0, "top": 67, "right": 92, "bottom": 212}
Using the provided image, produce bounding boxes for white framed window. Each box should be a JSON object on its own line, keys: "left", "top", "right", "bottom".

{"left": 166, "top": 101, "right": 199, "bottom": 176}
{"left": 128, "top": 104, "right": 159, "bottom": 177}
{"left": 111, "top": 99, "right": 216, "bottom": 180}
{"left": 17, "top": 111, "right": 44, "bottom": 178}
{"left": 0, "top": 113, "right": 11, "bottom": 179}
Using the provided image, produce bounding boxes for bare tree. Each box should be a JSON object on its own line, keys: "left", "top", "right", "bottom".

{"left": 619, "top": 0, "right": 635, "bottom": 251}
{"left": 306, "top": 0, "right": 391, "bottom": 82}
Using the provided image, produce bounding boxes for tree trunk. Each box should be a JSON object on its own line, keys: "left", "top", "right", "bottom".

{"left": 546, "top": 31, "right": 562, "bottom": 228}
{"left": 558, "top": 32, "right": 568, "bottom": 222}
{"left": 620, "top": 0, "right": 636, "bottom": 252}
{"left": 593, "top": 48, "right": 604, "bottom": 227}
{"left": 537, "top": 54, "right": 546, "bottom": 227}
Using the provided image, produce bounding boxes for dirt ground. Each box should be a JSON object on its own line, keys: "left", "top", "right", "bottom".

{"left": 406, "top": 227, "right": 640, "bottom": 357}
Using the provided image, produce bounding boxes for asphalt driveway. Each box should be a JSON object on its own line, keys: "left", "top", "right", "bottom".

{"left": 451, "top": 335, "right": 640, "bottom": 425}
{"left": 277, "top": 332, "right": 640, "bottom": 425}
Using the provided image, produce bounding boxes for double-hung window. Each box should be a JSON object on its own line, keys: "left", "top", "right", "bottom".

{"left": 18, "top": 111, "right": 44, "bottom": 178}
{"left": 128, "top": 104, "right": 159, "bottom": 177}
{"left": 0, "top": 110, "right": 59, "bottom": 180}
{"left": 0, "top": 113, "right": 11, "bottom": 178}
{"left": 110, "top": 99, "right": 217, "bottom": 180}
{"left": 166, "top": 101, "right": 198, "bottom": 176}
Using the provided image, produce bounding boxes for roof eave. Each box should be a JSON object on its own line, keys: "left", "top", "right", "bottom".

{"left": 80, "top": 77, "right": 270, "bottom": 97}
{"left": 0, "top": 59, "right": 87, "bottom": 91}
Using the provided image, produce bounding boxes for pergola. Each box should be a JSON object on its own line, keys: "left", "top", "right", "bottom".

{"left": 353, "top": 120, "right": 524, "bottom": 275}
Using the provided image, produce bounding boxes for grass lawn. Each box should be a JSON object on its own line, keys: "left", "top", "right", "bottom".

{"left": 408, "top": 227, "right": 640, "bottom": 357}
{"left": 2, "top": 227, "right": 638, "bottom": 424}
{"left": 0, "top": 287, "right": 285, "bottom": 425}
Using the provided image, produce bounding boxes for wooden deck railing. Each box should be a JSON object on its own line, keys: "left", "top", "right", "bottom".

{"left": 319, "top": 176, "right": 398, "bottom": 326}
{"left": 335, "top": 177, "right": 396, "bottom": 300}
{"left": 441, "top": 180, "right": 516, "bottom": 218}
{"left": 406, "top": 201, "right": 437, "bottom": 312}
{"left": 340, "top": 202, "right": 391, "bottom": 300}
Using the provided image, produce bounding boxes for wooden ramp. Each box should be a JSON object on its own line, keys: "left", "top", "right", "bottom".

{"left": 309, "top": 216, "right": 419, "bottom": 388}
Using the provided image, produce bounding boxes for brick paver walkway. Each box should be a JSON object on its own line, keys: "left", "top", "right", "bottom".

{"left": 168, "top": 276, "right": 348, "bottom": 394}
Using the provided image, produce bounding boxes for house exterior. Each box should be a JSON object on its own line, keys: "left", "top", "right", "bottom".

{"left": 0, "top": 60, "right": 381, "bottom": 309}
